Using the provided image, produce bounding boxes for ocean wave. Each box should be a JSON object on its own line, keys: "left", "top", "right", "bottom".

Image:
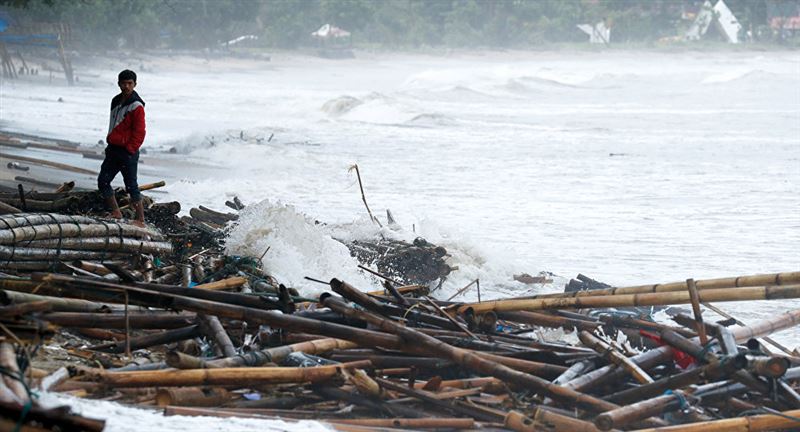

{"left": 321, "top": 95, "right": 363, "bottom": 116}
{"left": 701, "top": 69, "right": 783, "bottom": 84}
{"left": 517, "top": 75, "right": 585, "bottom": 89}
{"left": 501, "top": 78, "right": 542, "bottom": 94}
{"left": 500, "top": 74, "right": 598, "bottom": 94}
{"left": 325, "top": 93, "right": 456, "bottom": 127}
{"left": 403, "top": 85, "right": 499, "bottom": 102}
{"left": 225, "top": 200, "right": 379, "bottom": 296}
{"left": 582, "top": 72, "right": 639, "bottom": 89}
{"left": 404, "top": 113, "right": 458, "bottom": 127}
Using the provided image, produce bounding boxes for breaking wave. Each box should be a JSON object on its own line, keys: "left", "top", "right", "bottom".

{"left": 701, "top": 69, "right": 782, "bottom": 84}
{"left": 222, "top": 199, "right": 561, "bottom": 300}
{"left": 321, "top": 95, "right": 363, "bottom": 116}
{"left": 225, "top": 200, "right": 378, "bottom": 297}
{"left": 404, "top": 113, "right": 458, "bottom": 127}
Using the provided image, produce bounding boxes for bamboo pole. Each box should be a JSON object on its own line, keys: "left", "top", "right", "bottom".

{"left": 0, "top": 222, "right": 166, "bottom": 245}
{"left": 702, "top": 302, "right": 794, "bottom": 356}
{"left": 686, "top": 278, "right": 708, "bottom": 345}
{"left": 331, "top": 353, "right": 453, "bottom": 369}
{"left": 598, "top": 314, "right": 696, "bottom": 338}
{"left": 0, "top": 196, "right": 79, "bottom": 212}
{"left": 327, "top": 418, "right": 475, "bottom": 429}
{"left": 95, "top": 360, "right": 370, "bottom": 387}
{"left": 415, "top": 376, "right": 501, "bottom": 390}
{"left": 193, "top": 276, "right": 247, "bottom": 291}
{"left": 155, "top": 387, "right": 230, "bottom": 407}
{"left": 88, "top": 325, "right": 202, "bottom": 353}
{"left": 552, "top": 360, "right": 597, "bottom": 386}
{"left": 1, "top": 289, "right": 112, "bottom": 313}
{"left": 455, "top": 284, "right": 800, "bottom": 314}
{"left": 180, "top": 338, "right": 359, "bottom": 369}
{"left": 0, "top": 202, "right": 20, "bottom": 214}
{"left": 523, "top": 271, "right": 800, "bottom": 301}
{"left": 0, "top": 246, "right": 129, "bottom": 262}
{"left": 22, "top": 237, "right": 172, "bottom": 254}
{"left": 498, "top": 310, "right": 601, "bottom": 332}
{"left": 366, "top": 284, "right": 427, "bottom": 297}
{"left": 0, "top": 342, "right": 28, "bottom": 404}
{"left": 595, "top": 391, "right": 688, "bottom": 431}
{"left": 0, "top": 300, "right": 51, "bottom": 316}
{"left": 746, "top": 355, "right": 789, "bottom": 378}
{"left": 42, "top": 312, "right": 194, "bottom": 329}
{"left": 0, "top": 214, "right": 112, "bottom": 229}
{"left": 0, "top": 152, "right": 95, "bottom": 175}
{"left": 197, "top": 314, "right": 236, "bottom": 357}
{"left": 629, "top": 408, "right": 800, "bottom": 432}
{"left": 72, "top": 260, "right": 114, "bottom": 276}
{"left": 139, "top": 180, "right": 166, "bottom": 191}
{"left": 0, "top": 219, "right": 165, "bottom": 245}
{"left": 729, "top": 308, "right": 800, "bottom": 341}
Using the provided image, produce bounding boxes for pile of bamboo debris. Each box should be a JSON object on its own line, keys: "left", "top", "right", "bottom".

{"left": 2, "top": 270, "right": 800, "bottom": 430}
{"left": 0, "top": 185, "right": 798, "bottom": 431}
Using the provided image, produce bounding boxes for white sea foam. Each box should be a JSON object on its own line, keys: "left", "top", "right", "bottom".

{"left": 37, "top": 392, "right": 330, "bottom": 432}
{"left": 225, "top": 199, "right": 380, "bottom": 296}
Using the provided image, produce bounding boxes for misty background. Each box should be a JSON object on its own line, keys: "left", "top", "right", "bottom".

{"left": 2, "top": 0, "right": 800, "bottom": 50}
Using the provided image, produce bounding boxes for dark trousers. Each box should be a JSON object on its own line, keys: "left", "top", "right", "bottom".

{"left": 97, "top": 145, "right": 141, "bottom": 202}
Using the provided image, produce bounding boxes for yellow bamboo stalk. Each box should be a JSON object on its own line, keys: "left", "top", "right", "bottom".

{"left": 328, "top": 418, "right": 475, "bottom": 429}
{"left": 139, "top": 180, "right": 166, "bottom": 191}
{"left": 455, "top": 284, "right": 800, "bottom": 315}
{"left": 630, "top": 408, "right": 800, "bottom": 432}
{"left": 0, "top": 152, "right": 95, "bottom": 175}
{"left": 96, "top": 360, "right": 370, "bottom": 387}
{"left": 730, "top": 308, "right": 800, "bottom": 341}
{"left": 524, "top": 271, "right": 800, "bottom": 301}
{"left": 366, "top": 284, "right": 427, "bottom": 296}
{"left": 192, "top": 276, "right": 247, "bottom": 291}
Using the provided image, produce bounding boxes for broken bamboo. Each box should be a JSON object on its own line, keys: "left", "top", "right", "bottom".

{"left": 94, "top": 360, "right": 371, "bottom": 387}
{"left": 454, "top": 284, "right": 800, "bottom": 314}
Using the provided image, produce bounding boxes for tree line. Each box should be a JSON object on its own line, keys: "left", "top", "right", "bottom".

{"left": 1, "top": 0, "right": 796, "bottom": 50}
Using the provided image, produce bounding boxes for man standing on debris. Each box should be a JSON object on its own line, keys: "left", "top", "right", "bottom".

{"left": 98, "top": 69, "right": 146, "bottom": 227}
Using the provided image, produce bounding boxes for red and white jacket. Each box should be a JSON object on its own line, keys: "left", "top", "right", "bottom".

{"left": 106, "top": 91, "right": 146, "bottom": 154}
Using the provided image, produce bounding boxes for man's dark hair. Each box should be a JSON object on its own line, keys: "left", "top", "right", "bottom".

{"left": 118, "top": 69, "right": 137, "bottom": 83}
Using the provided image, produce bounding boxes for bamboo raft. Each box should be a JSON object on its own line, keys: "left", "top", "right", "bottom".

{"left": 0, "top": 176, "right": 797, "bottom": 431}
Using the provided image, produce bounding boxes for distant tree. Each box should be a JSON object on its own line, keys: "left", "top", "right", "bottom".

{"left": 0, "top": 0, "right": 792, "bottom": 50}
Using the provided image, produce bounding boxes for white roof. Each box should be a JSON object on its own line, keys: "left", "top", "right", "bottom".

{"left": 311, "top": 24, "right": 351, "bottom": 39}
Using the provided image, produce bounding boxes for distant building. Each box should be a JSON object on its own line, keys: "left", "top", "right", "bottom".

{"left": 311, "top": 24, "right": 354, "bottom": 59}
{"left": 577, "top": 20, "right": 611, "bottom": 45}
{"left": 767, "top": 0, "right": 800, "bottom": 38}
{"left": 685, "top": 0, "right": 742, "bottom": 43}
